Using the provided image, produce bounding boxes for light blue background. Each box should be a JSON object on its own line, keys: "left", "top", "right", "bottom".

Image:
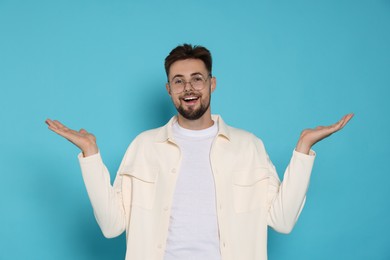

{"left": 1, "top": 0, "right": 389, "bottom": 259}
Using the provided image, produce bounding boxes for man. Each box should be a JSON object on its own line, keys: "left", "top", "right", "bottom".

{"left": 46, "top": 44, "right": 353, "bottom": 260}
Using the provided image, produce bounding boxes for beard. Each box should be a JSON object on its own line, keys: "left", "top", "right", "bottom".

{"left": 176, "top": 92, "right": 211, "bottom": 120}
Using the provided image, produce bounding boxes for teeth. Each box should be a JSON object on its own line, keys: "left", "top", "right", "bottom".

{"left": 184, "top": 97, "right": 198, "bottom": 101}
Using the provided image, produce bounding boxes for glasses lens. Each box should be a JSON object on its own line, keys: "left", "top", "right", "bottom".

{"left": 191, "top": 75, "right": 205, "bottom": 90}
{"left": 171, "top": 78, "right": 184, "bottom": 93}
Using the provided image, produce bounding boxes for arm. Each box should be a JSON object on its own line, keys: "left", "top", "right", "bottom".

{"left": 267, "top": 150, "right": 315, "bottom": 233}
{"left": 45, "top": 119, "right": 125, "bottom": 237}
{"left": 267, "top": 113, "right": 354, "bottom": 233}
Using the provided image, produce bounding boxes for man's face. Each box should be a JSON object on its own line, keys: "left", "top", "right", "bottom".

{"left": 166, "top": 59, "right": 216, "bottom": 120}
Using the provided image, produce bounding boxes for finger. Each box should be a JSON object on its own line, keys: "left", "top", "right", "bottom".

{"left": 339, "top": 113, "right": 354, "bottom": 129}
{"left": 46, "top": 119, "right": 63, "bottom": 133}
{"left": 338, "top": 115, "right": 349, "bottom": 129}
{"left": 329, "top": 113, "right": 354, "bottom": 133}
{"left": 334, "top": 118, "right": 345, "bottom": 131}
{"left": 52, "top": 120, "right": 68, "bottom": 130}
{"left": 45, "top": 119, "right": 58, "bottom": 129}
{"left": 324, "top": 119, "right": 342, "bottom": 132}
{"left": 47, "top": 120, "right": 79, "bottom": 140}
{"left": 47, "top": 123, "right": 68, "bottom": 136}
{"left": 335, "top": 114, "right": 351, "bottom": 128}
{"left": 320, "top": 117, "right": 344, "bottom": 136}
{"left": 334, "top": 114, "right": 352, "bottom": 131}
{"left": 47, "top": 119, "right": 65, "bottom": 131}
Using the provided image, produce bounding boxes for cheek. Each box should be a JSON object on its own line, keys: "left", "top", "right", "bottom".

{"left": 171, "top": 95, "right": 181, "bottom": 106}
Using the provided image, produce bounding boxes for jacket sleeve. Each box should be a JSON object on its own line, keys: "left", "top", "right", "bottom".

{"left": 79, "top": 152, "right": 126, "bottom": 238}
{"left": 266, "top": 149, "right": 316, "bottom": 234}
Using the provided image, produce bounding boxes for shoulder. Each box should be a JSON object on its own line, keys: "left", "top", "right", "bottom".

{"left": 216, "top": 115, "right": 266, "bottom": 152}
{"left": 227, "top": 125, "right": 258, "bottom": 139}
{"left": 135, "top": 127, "right": 162, "bottom": 140}
{"left": 215, "top": 117, "right": 272, "bottom": 167}
{"left": 130, "top": 126, "right": 164, "bottom": 147}
{"left": 228, "top": 125, "right": 265, "bottom": 148}
{"left": 119, "top": 125, "right": 167, "bottom": 166}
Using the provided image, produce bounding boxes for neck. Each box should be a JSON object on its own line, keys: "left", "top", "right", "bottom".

{"left": 177, "top": 111, "right": 214, "bottom": 130}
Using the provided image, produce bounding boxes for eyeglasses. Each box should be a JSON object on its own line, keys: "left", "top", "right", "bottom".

{"left": 168, "top": 74, "right": 210, "bottom": 94}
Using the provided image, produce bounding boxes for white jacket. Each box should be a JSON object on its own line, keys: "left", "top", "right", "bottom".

{"left": 79, "top": 115, "right": 315, "bottom": 260}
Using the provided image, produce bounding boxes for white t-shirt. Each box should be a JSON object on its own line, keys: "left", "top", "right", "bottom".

{"left": 164, "top": 121, "right": 221, "bottom": 260}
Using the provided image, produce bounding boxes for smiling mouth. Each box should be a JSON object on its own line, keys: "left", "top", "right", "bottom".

{"left": 182, "top": 96, "right": 200, "bottom": 103}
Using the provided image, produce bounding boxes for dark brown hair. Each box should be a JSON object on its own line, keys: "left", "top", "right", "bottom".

{"left": 164, "top": 44, "right": 212, "bottom": 79}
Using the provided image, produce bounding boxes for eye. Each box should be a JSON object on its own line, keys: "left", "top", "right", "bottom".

{"left": 192, "top": 76, "right": 204, "bottom": 83}
{"left": 173, "top": 78, "right": 184, "bottom": 85}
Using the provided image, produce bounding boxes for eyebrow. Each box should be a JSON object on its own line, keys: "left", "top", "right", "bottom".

{"left": 171, "top": 72, "right": 204, "bottom": 80}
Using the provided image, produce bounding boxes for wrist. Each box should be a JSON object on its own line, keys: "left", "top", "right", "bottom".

{"left": 82, "top": 144, "right": 98, "bottom": 157}
{"left": 296, "top": 139, "right": 311, "bottom": 155}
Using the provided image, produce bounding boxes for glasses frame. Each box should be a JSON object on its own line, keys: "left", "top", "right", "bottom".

{"left": 168, "top": 74, "right": 211, "bottom": 94}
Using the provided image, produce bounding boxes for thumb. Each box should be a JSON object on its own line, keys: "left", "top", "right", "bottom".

{"left": 79, "top": 129, "right": 88, "bottom": 134}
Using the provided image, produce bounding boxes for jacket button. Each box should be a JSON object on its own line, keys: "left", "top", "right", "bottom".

{"left": 170, "top": 168, "right": 177, "bottom": 174}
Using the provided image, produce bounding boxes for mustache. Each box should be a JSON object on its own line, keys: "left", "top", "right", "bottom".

{"left": 182, "top": 90, "right": 202, "bottom": 97}
{"left": 181, "top": 92, "right": 201, "bottom": 98}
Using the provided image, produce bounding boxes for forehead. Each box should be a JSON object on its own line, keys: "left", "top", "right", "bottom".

{"left": 169, "top": 59, "right": 208, "bottom": 79}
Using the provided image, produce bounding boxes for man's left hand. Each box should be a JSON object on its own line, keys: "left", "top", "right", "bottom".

{"left": 296, "top": 113, "right": 354, "bottom": 155}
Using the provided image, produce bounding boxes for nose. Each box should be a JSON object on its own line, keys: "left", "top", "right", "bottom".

{"left": 183, "top": 81, "right": 194, "bottom": 92}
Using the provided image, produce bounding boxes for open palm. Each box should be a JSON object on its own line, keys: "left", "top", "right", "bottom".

{"left": 45, "top": 119, "right": 98, "bottom": 157}
{"left": 296, "top": 113, "right": 354, "bottom": 154}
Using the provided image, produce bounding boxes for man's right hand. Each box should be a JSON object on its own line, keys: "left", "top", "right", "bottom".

{"left": 45, "top": 119, "right": 99, "bottom": 157}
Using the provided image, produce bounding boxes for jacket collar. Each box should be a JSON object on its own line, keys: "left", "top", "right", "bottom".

{"left": 155, "top": 114, "right": 230, "bottom": 143}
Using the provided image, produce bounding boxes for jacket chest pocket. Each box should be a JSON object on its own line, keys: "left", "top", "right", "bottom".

{"left": 232, "top": 167, "right": 271, "bottom": 213}
{"left": 121, "top": 166, "right": 158, "bottom": 210}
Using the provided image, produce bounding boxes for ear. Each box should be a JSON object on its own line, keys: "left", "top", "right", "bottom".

{"left": 165, "top": 83, "right": 172, "bottom": 96}
{"left": 210, "top": 76, "right": 217, "bottom": 93}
